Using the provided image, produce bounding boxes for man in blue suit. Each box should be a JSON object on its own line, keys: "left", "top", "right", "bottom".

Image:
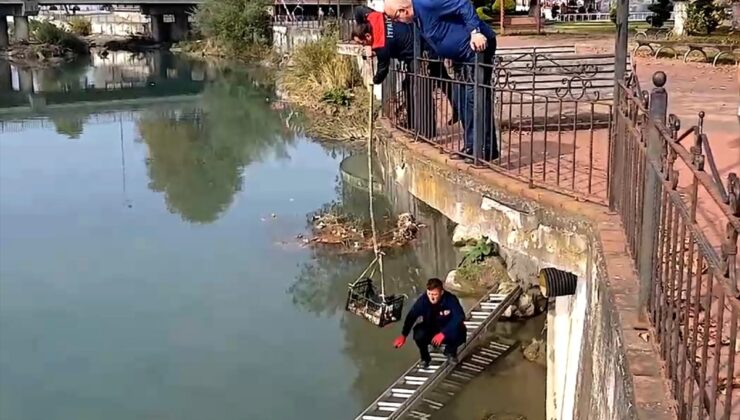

{"left": 393, "top": 278, "right": 466, "bottom": 366}
{"left": 384, "top": 0, "right": 498, "bottom": 161}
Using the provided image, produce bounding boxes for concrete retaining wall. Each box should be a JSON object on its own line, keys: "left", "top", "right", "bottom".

{"left": 272, "top": 24, "right": 322, "bottom": 56}
{"left": 374, "top": 123, "right": 676, "bottom": 420}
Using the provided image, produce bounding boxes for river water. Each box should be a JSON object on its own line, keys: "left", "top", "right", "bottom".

{"left": 0, "top": 52, "right": 544, "bottom": 420}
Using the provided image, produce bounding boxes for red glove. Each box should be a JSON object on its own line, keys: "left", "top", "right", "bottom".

{"left": 431, "top": 332, "right": 445, "bottom": 346}
{"left": 393, "top": 335, "right": 406, "bottom": 348}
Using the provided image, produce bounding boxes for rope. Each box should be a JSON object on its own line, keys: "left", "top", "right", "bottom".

{"left": 366, "top": 61, "right": 386, "bottom": 298}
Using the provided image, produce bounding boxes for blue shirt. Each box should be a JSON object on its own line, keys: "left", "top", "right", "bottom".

{"left": 412, "top": 0, "right": 496, "bottom": 62}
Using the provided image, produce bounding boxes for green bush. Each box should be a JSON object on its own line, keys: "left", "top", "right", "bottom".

{"left": 289, "top": 36, "right": 360, "bottom": 91}
{"left": 31, "top": 21, "right": 88, "bottom": 54}
{"left": 321, "top": 87, "right": 353, "bottom": 106}
{"left": 67, "top": 17, "right": 92, "bottom": 36}
{"left": 194, "top": 0, "right": 272, "bottom": 51}
{"left": 685, "top": 0, "right": 723, "bottom": 34}
{"left": 476, "top": 0, "right": 516, "bottom": 21}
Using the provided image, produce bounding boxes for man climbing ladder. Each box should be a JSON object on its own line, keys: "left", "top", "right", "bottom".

{"left": 393, "top": 278, "right": 466, "bottom": 366}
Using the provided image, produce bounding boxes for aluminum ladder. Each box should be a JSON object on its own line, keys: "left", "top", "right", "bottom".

{"left": 404, "top": 338, "right": 518, "bottom": 419}
{"left": 354, "top": 286, "right": 522, "bottom": 420}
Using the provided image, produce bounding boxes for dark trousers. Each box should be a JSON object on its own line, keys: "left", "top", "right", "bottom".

{"left": 413, "top": 323, "right": 462, "bottom": 362}
{"left": 402, "top": 61, "right": 438, "bottom": 139}
{"left": 452, "top": 37, "right": 498, "bottom": 161}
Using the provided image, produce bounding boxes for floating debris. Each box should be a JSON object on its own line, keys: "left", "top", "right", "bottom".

{"left": 305, "top": 209, "right": 422, "bottom": 252}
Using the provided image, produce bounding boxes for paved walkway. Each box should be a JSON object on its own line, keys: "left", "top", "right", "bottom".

{"left": 496, "top": 34, "right": 739, "bottom": 419}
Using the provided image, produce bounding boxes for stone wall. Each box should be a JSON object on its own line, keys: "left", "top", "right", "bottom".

{"left": 271, "top": 24, "right": 323, "bottom": 55}
{"left": 375, "top": 123, "right": 676, "bottom": 420}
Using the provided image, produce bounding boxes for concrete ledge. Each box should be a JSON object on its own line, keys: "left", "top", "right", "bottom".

{"left": 376, "top": 119, "right": 677, "bottom": 420}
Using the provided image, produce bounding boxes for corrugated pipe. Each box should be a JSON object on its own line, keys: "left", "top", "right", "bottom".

{"left": 538, "top": 268, "right": 577, "bottom": 298}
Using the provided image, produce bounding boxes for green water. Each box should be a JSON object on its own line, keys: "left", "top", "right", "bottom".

{"left": 0, "top": 52, "right": 544, "bottom": 420}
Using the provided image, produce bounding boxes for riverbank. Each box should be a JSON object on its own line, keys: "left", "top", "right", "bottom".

{"left": 274, "top": 36, "right": 373, "bottom": 143}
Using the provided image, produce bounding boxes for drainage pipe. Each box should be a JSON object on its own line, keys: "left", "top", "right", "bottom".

{"left": 538, "top": 268, "right": 577, "bottom": 298}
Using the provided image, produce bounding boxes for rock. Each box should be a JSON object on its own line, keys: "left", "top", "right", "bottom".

{"left": 452, "top": 224, "right": 484, "bottom": 246}
{"left": 516, "top": 293, "right": 535, "bottom": 317}
{"left": 444, "top": 269, "right": 478, "bottom": 295}
{"left": 522, "top": 338, "right": 547, "bottom": 367}
{"left": 498, "top": 247, "right": 540, "bottom": 288}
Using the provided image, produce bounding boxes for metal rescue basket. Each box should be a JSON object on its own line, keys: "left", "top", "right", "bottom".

{"left": 345, "top": 277, "right": 405, "bottom": 327}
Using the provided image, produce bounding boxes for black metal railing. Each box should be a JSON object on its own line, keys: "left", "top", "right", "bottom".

{"left": 612, "top": 69, "right": 739, "bottom": 420}
{"left": 382, "top": 48, "right": 615, "bottom": 203}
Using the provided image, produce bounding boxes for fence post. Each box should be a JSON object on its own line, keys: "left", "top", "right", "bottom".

{"left": 412, "top": 26, "right": 422, "bottom": 139}
{"left": 473, "top": 53, "right": 484, "bottom": 166}
{"left": 613, "top": 0, "right": 628, "bottom": 97}
{"left": 637, "top": 71, "right": 668, "bottom": 323}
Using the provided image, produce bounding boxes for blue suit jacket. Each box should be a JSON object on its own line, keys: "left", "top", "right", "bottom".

{"left": 412, "top": 0, "right": 496, "bottom": 62}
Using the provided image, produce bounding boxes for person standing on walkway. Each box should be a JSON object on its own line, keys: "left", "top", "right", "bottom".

{"left": 392, "top": 278, "right": 466, "bottom": 366}
{"left": 352, "top": 5, "right": 456, "bottom": 139}
{"left": 384, "top": 0, "right": 499, "bottom": 161}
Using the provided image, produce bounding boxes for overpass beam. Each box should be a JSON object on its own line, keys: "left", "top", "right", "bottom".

{"left": 18, "top": 66, "right": 34, "bottom": 93}
{"left": 150, "top": 14, "right": 166, "bottom": 43}
{"left": 0, "top": 60, "right": 11, "bottom": 91}
{"left": 0, "top": 16, "right": 8, "bottom": 48}
{"left": 13, "top": 15, "right": 29, "bottom": 42}
{"left": 170, "top": 12, "right": 189, "bottom": 42}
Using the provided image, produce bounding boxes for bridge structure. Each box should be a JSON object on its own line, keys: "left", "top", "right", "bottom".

{"left": 0, "top": 0, "right": 364, "bottom": 46}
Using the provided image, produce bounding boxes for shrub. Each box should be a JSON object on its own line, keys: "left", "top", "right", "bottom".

{"left": 289, "top": 36, "right": 360, "bottom": 91}
{"left": 476, "top": 0, "right": 516, "bottom": 21}
{"left": 67, "top": 17, "right": 92, "bottom": 36}
{"left": 491, "top": 0, "right": 517, "bottom": 13}
{"left": 31, "top": 21, "right": 89, "bottom": 54}
{"left": 647, "top": 0, "right": 673, "bottom": 27}
{"left": 194, "top": 0, "right": 272, "bottom": 51}
{"left": 685, "top": 0, "right": 723, "bottom": 34}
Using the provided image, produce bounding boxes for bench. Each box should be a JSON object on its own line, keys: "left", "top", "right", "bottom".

{"left": 496, "top": 44, "right": 577, "bottom": 56}
{"left": 495, "top": 52, "right": 630, "bottom": 101}
{"left": 634, "top": 39, "right": 739, "bottom": 66}
{"left": 634, "top": 27, "right": 672, "bottom": 40}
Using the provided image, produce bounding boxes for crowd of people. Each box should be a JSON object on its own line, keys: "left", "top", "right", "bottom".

{"left": 351, "top": 0, "right": 500, "bottom": 161}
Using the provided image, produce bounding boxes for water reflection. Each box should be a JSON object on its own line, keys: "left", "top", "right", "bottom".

{"left": 0, "top": 51, "right": 207, "bottom": 115}
{"left": 289, "top": 152, "right": 464, "bottom": 409}
{"left": 1, "top": 51, "right": 296, "bottom": 224}
{"left": 137, "top": 70, "right": 293, "bottom": 223}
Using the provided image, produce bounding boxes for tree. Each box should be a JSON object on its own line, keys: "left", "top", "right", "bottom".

{"left": 685, "top": 0, "right": 723, "bottom": 34}
{"left": 647, "top": 0, "right": 674, "bottom": 27}
{"left": 194, "top": 0, "right": 272, "bottom": 51}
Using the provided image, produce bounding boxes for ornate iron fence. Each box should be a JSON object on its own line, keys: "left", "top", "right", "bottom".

{"left": 380, "top": 39, "right": 739, "bottom": 419}
{"left": 613, "top": 69, "right": 739, "bottom": 420}
{"left": 383, "top": 51, "right": 615, "bottom": 203}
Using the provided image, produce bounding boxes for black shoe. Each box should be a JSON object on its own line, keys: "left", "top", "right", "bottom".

{"left": 446, "top": 354, "right": 459, "bottom": 365}
{"left": 419, "top": 359, "right": 431, "bottom": 369}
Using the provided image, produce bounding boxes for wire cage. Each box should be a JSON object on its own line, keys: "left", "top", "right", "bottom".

{"left": 345, "top": 278, "right": 405, "bottom": 328}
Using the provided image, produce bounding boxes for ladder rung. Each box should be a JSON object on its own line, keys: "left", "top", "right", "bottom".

{"left": 423, "top": 398, "right": 444, "bottom": 409}
{"left": 490, "top": 342, "right": 509, "bottom": 351}
{"left": 471, "top": 355, "right": 493, "bottom": 363}
{"left": 391, "top": 387, "right": 415, "bottom": 394}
